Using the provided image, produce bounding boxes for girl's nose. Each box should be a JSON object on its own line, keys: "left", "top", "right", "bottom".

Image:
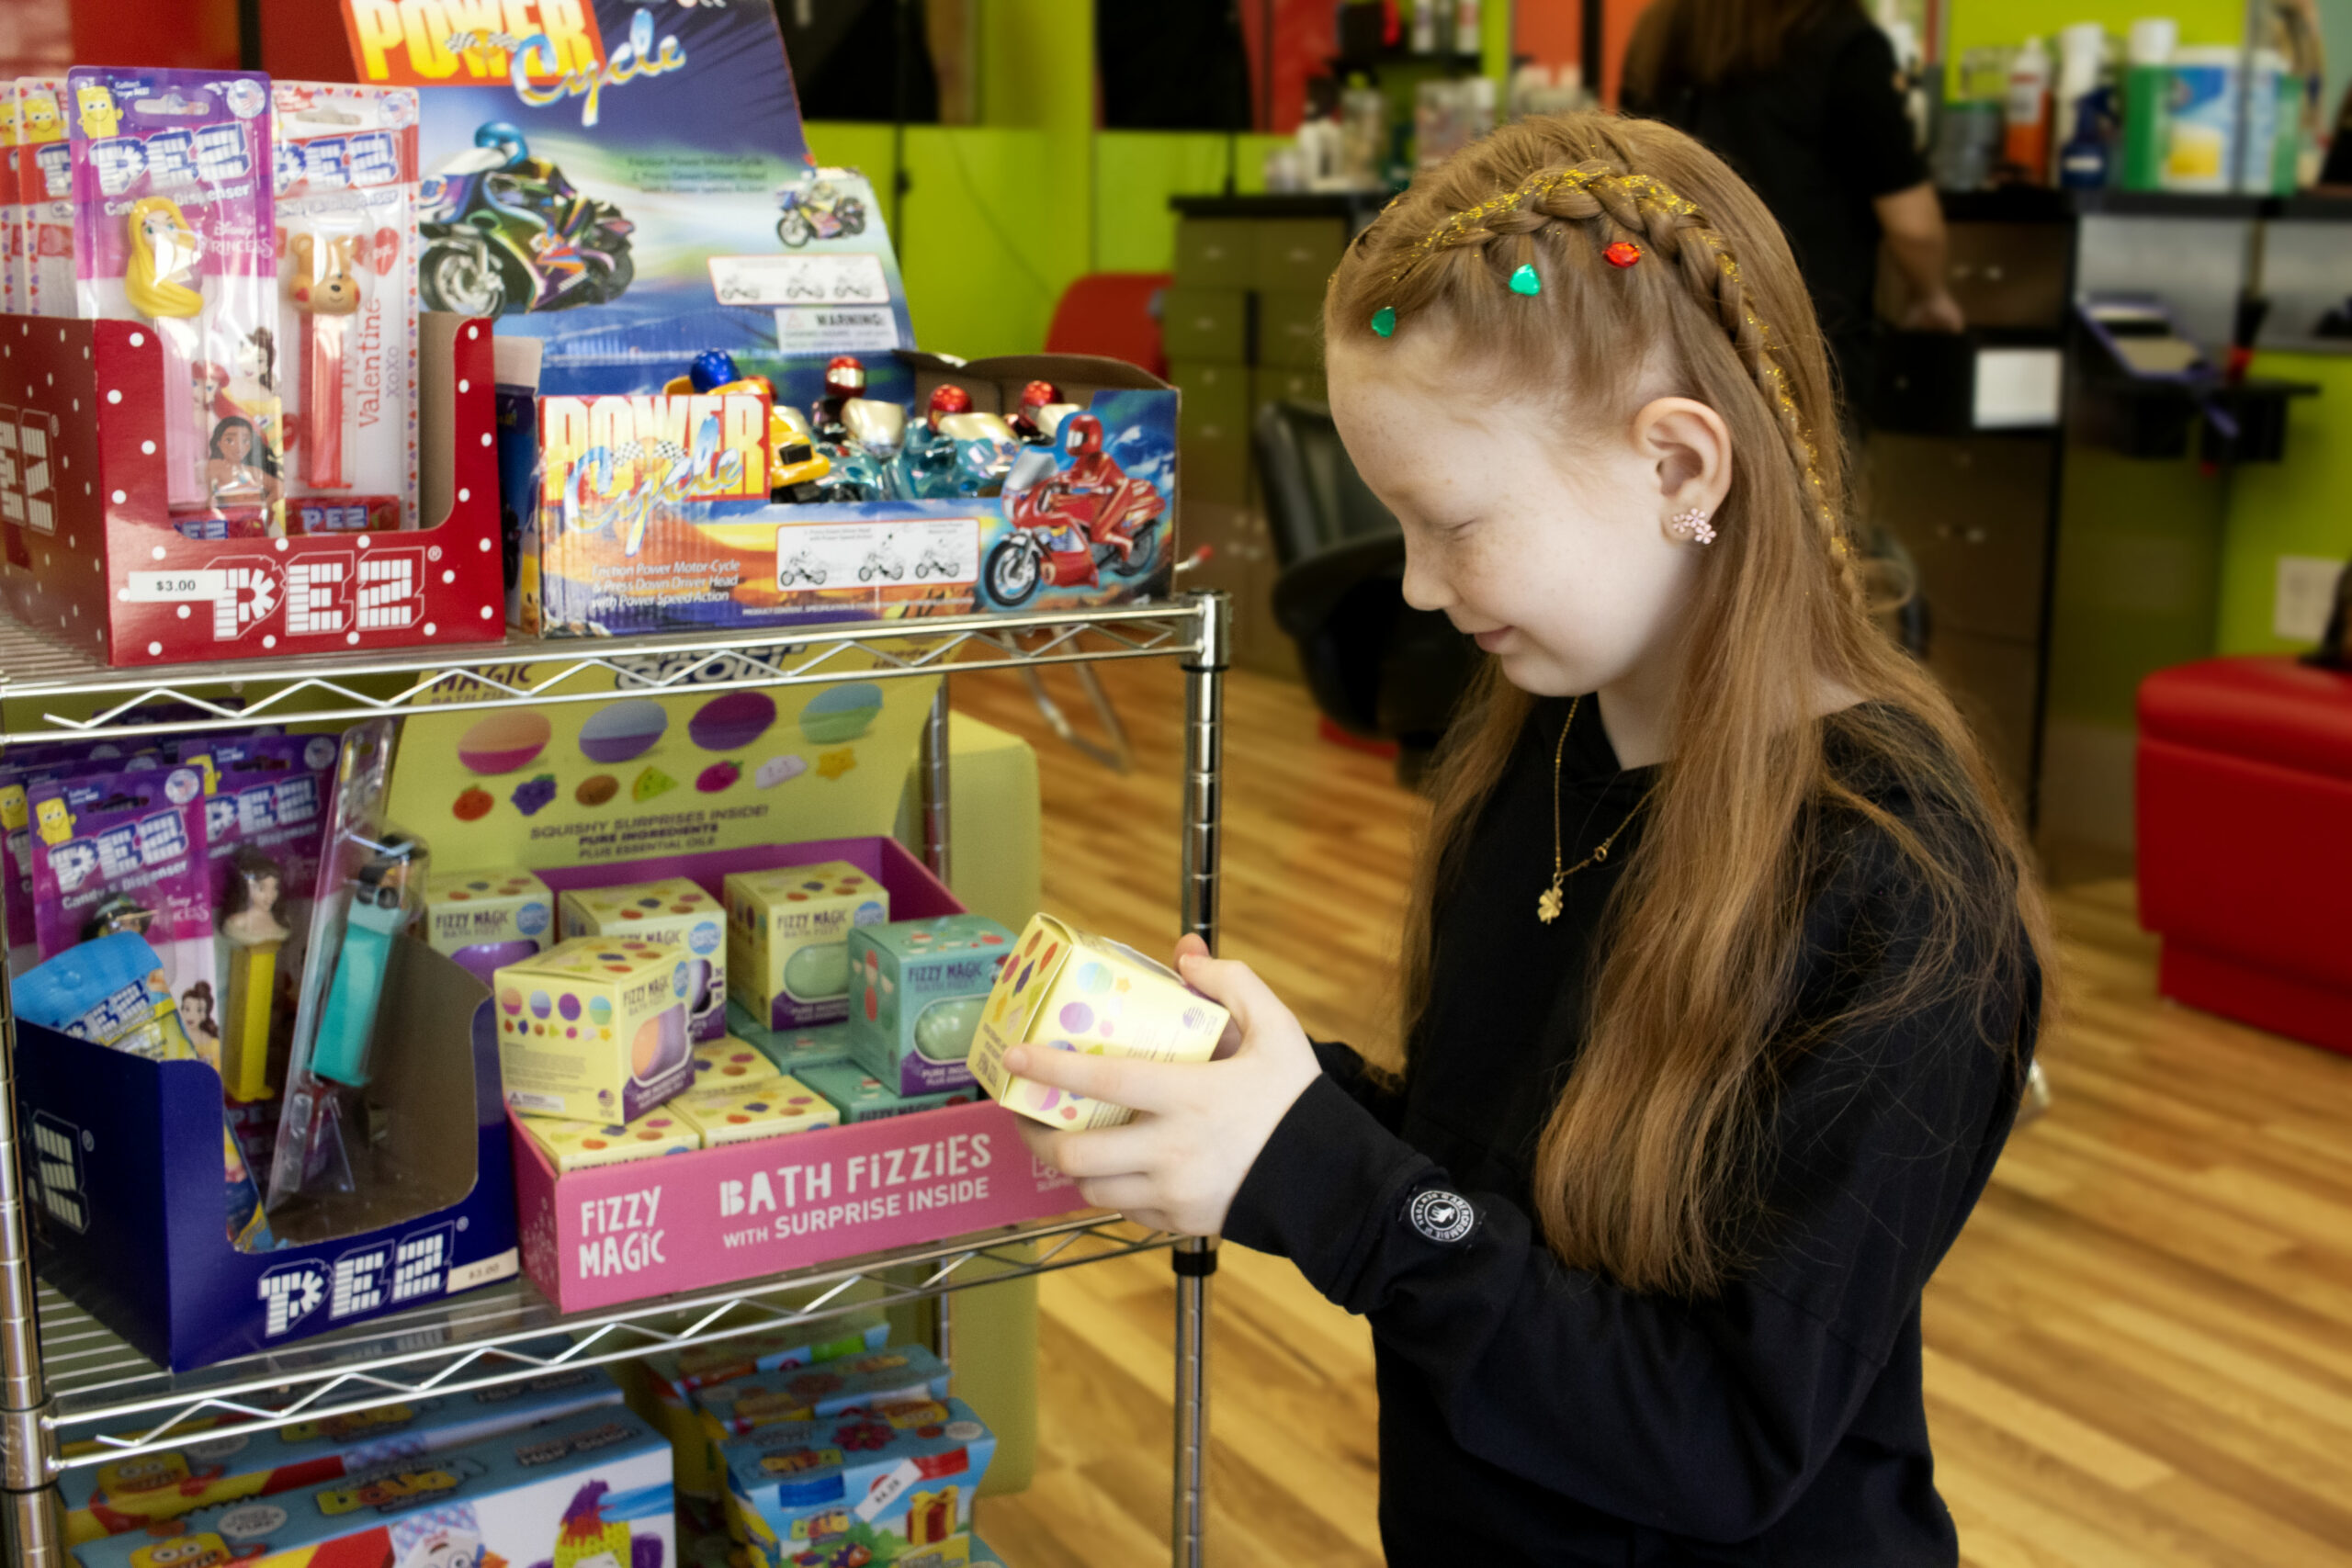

{"left": 1399, "top": 544, "right": 1452, "bottom": 615}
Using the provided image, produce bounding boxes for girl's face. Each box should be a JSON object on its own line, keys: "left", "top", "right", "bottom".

{"left": 220, "top": 425, "right": 251, "bottom": 462}
{"left": 1329, "top": 333, "right": 1707, "bottom": 700}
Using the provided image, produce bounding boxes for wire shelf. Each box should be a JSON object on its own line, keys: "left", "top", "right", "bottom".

{"left": 40, "top": 1211, "right": 1171, "bottom": 1473}
{"left": 0, "top": 598, "right": 1210, "bottom": 743}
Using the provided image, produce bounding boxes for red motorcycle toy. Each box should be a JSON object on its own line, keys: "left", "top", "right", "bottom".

{"left": 982, "top": 414, "right": 1166, "bottom": 607}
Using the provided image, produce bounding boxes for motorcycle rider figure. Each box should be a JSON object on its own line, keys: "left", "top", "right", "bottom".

{"left": 1040, "top": 413, "right": 1139, "bottom": 562}
{"left": 1010, "top": 379, "right": 1066, "bottom": 444}
{"left": 810, "top": 355, "right": 866, "bottom": 444}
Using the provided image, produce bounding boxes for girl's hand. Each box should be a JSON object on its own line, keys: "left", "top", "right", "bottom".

{"left": 1007, "top": 934, "right": 1322, "bottom": 1236}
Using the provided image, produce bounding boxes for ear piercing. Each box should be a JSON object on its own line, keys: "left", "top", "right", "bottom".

{"left": 1668, "top": 508, "right": 1716, "bottom": 545}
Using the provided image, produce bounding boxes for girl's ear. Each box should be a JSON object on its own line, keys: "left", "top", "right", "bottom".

{"left": 1629, "top": 397, "right": 1733, "bottom": 521}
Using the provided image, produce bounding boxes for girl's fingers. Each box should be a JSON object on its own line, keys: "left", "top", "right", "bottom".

{"left": 1035, "top": 1123, "right": 1161, "bottom": 1181}
{"left": 1171, "top": 931, "right": 1211, "bottom": 966}
{"left": 1175, "top": 953, "right": 1295, "bottom": 1040}
{"left": 1075, "top": 1174, "right": 1162, "bottom": 1215}
{"left": 1004, "top": 1043, "right": 1185, "bottom": 1115}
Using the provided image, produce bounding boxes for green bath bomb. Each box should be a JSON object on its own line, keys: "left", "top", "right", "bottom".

{"left": 784, "top": 942, "right": 850, "bottom": 1000}
{"left": 913, "top": 996, "right": 988, "bottom": 1062}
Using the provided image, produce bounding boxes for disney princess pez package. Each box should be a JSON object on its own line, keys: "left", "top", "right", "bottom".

{"left": 66, "top": 67, "right": 281, "bottom": 537}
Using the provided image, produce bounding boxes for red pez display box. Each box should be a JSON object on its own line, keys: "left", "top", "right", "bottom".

{"left": 0, "top": 312, "right": 503, "bottom": 666}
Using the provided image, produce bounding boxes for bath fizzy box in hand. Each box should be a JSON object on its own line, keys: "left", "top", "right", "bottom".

{"left": 495, "top": 937, "right": 696, "bottom": 1122}
{"left": 517, "top": 1107, "right": 700, "bottom": 1171}
{"left": 847, "top": 916, "right": 1018, "bottom": 1097}
{"left": 801, "top": 1061, "right": 979, "bottom": 1123}
{"left": 422, "top": 866, "right": 554, "bottom": 986}
{"left": 676, "top": 1075, "right": 841, "bottom": 1147}
{"left": 59, "top": 1361, "right": 623, "bottom": 1545}
{"left": 625, "top": 1314, "right": 888, "bottom": 1500}
{"left": 727, "top": 862, "right": 890, "bottom": 1029}
{"left": 969, "top": 915, "right": 1231, "bottom": 1131}
{"left": 723, "top": 1395, "right": 994, "bottom": 1568}
{"left": 71, "top": 1405, "right": 674, "bottom": 1568}
{"left": 560, "top": 877, "right": 729, "bottom": 1042}
{"left": 729, "top": 1003, "right": 855, "bottom": 1075}
{"left": 696, "top": 1344, "right": 953, "bottom": 1441}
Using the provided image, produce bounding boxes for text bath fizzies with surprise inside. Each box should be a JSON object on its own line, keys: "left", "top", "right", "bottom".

{"left": 846, "top": 915, "right": 1016, "bottom": 1097}
{"left": 725, "top": 862, "right": 888, "bottom": 1029}
{"left": 495, "top": 937, "right": 695, "bottom": 1122}
{"left": 969, "top": 913, "right": 1231, "bottom": 1131}
{"left": 580, "top": 698, "right": 671, "bottom": 763}
{"left": 797, "top": 682, "right": 883, "bottom": 745}
{"left": 457, "top": 708, "right": 552, "bottom": 774}
{"left": 690, "top": 690, "right": 777, "bottom": 751}
{"left": 558, "top": 877, "right": 727, "bottom": 1042}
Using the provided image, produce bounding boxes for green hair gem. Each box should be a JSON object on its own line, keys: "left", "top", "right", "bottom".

{"left": 1370, "top": 306, "right": 1396, "bottom": 337}
{"left": 1510, "top": 264, "right": 1542, "bottom": 296}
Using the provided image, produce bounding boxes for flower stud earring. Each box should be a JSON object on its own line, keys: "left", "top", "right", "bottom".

{"left": 1668, "top": 508, "right": 1716, "bottom": 545}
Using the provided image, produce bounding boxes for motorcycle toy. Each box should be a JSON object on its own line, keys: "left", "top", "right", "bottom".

{"left": 982, "top": 412, "right": 1167, "bottom": 608}
{"left": 663, "top": 350, "right": 831, "bottom": 500}
{"left": 419, "top": 122, "right": 635, "bottom": 317}
{"left": 856, "top": 533, "right": 907, "bottom": 582}
{"left": 813, "top": 397, "right": 906, "bottom": 503}
{"left": 775, "top": 174, "right": 867, "bottom": 248}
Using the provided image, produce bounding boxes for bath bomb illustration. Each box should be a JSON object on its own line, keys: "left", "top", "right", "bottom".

{"left": 695, "top": 761, "right": 741, "bottom": 794}
{"left": 633, "top": 1007, "right": 685, "bottom": 1078}
{"left": 689, "top": 691, "right": 776, "bottom": 751}
{"left": 632, "top": 765, "right": 676, "bottom": 802}
{"left": 575, "top": 773, "right": 619, "bottom": 807}
{"left": 798, "top": 682, "right": 883, "bottom": 744}
{"left": 453, "top": 786, "right": 493, "bottom": 821}
{"left": 755, "top": 755, "right": 807, "bottom": 788}
{"left": 511, "top": 774, "right": 557, "bottom": 816}
{"left": 579, "top": 699, "right": 669, "bottom": 763}
{"left": 914, "top": 996, "right": 988, "bottom": 1061}
{"left": 784, "top": 941, "right": 850, "bottom": 1000}
{"left": 458, "top": 709, "right": 550, "bottom": 774}
{"left": 816, "top": 748, "right": 857, "bottom": 781}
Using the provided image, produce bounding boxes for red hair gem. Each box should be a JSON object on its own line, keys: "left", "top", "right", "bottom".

{"left": 1603, "top": 241, "right": 1643, "bottom": 268}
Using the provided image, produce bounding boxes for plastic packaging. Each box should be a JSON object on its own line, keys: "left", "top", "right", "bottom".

{"left": 17, "top": 79, "right": 73, "bottom": 315}
{"left": 2003, "top": 36, "right": 2053, "bottom": 182}
{"left": 66, "top": 67, "right": 281, "bottom": 536}
{"left": 2162, "top": 45, "right": 2240, "bottom": 192}
{"left": 266, "top": 719, "right": 425, "bottom": 1208}
{"left": 3, "top": 91, "right": 22, "bottom": 316}
{"left": 272, "top": 81, "right": 421, "bottom": 532}
{"left": 202, "top": 733, "right": 338, "bottom": 1101}
{"left": 2234, "top": 49, "right": 2285, "bottom": 194}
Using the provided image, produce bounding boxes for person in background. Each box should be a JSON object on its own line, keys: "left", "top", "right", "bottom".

{"left": 1623, "top": 0, "right": 1964, "bottom": 417}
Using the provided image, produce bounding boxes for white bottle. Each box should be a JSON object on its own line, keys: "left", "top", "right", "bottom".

{"left": 1410, "top": 0, "right": 1439, "bottom": 54}
{"left": 1455, "top": 0, "right": 1483, "bottom": 57}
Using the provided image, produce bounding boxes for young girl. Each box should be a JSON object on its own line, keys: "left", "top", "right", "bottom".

{"left": 1004, "top": 111, "right": 2050, "bottom": 1563}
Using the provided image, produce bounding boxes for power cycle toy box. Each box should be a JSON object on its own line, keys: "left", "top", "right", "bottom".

{"left": 622, "top": 1313, "right": 888, "bottom": 1499}
{"left": 17, "top": 938, "right": 519, "bottom": 1371}
{"left": 845, "top": 916, "right": 1016, "bottom": 1098}
{"left": 559, "top": 876, "right": 729, "bottom": 1043}
{"left": 726, "top": 861, "right": 889, "bottom": 1030}
{"left": 494, "top": 935, "right": 695, "bottom": 1122}
{"left": 510, "top": 837, "right": 1085, "bottom": 1314}
{"left": 59, "top": 1360, "right": 624, "bottom": 1545}
{"left": 0, "top": 312, "right": 504, "bottom": 668}
{"left": 721, "top": 1396, "right": 994, "bottom": 1568}
{"left": 423, "top": 865, "right": 554, "bottom": 985}
{"left": 969, "top": 914, "right": 1232, "bottom": 1132}
{"left": 71, "top": 1404, "right": 673, "bottom": 1568}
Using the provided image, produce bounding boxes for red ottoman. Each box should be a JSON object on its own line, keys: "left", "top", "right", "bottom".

{"left": 2137, "top": 655, "right": 2352, "bottom": 1055}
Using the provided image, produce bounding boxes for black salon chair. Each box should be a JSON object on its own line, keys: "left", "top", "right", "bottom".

{"left": 1253, "top": 401, "right": 1482, "bottom": 786}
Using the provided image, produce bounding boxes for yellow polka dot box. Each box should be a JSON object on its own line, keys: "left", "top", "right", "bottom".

{"left": 494, "top": 936, "right": 696, "bottom": 1122}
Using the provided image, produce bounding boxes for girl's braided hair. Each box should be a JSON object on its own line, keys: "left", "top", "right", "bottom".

{"left": 1340, "top": 114, "right": 2052, "bottom": 1299}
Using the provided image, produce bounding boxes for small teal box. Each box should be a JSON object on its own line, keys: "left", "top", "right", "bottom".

{"left": 844, "top": 916, "right": 1017, "bottom": 1096}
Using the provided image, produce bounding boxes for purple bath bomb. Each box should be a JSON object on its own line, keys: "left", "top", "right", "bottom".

{"left": 578, "top": 699, "right": 669, "bottom": 763}
{"left": 689, "top": 690, "right": 776, "bottom": 752}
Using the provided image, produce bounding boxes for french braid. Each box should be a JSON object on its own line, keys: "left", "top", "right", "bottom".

{"left": 1378, "top": 162, "right": 1860, "bottom": 605}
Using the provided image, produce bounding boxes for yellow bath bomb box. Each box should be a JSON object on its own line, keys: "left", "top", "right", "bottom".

{"left": 519, "top": 1110, "right": 698, "bottom": 1172}
{"left": 494, "top": 936, "right": 695, "bottom": 1122}
{"left": 690, "top": 1035, "right": 781, "bottom": 1089}
{"left": 674, "top": 1076, "right": 840, "bottom": 1148}
{"left": 724, "top": 861, "right": 889, "bottom": 1030}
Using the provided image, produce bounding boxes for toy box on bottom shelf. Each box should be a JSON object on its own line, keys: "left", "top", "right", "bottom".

{"left": 69, "top": 1405, "right": 673, "bottom": 1568}
{"left": 0, "top": 313, "right": 503, "bottom": 669}
{"left": 58, "top": 1357, "right": 623, "bottom": 1546}
{"left": 722, "top": 1395, "right": 995, "bottom": 1568}
{"left": 15, "top": 940, "right": 518, "bottom": 1371}
{"left": 620, "top": 1314, "right": 889, "bottom": 1500}
{"left": 514, "top": 838, "right": 1086, "bottom": 1314}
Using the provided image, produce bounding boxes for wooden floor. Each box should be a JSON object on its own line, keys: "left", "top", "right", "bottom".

{"left": 952, "top": 659, "right": 2352, "bottom": 1567}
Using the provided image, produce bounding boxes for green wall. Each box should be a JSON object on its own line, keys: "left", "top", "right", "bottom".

{"left": 2216, "top": 351, "right": 2352, "bottom": 653}
{"left": 1947, "top": 0, "right": 2249, "bottom": 61}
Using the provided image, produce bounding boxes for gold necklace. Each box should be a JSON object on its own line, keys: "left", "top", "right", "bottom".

{"left": 1538, "top": 695, "right": 1660, "bottom": 924}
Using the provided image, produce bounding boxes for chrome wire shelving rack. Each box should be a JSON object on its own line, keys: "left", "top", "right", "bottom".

{"left": 0, "top": 593, "right": 1232, "bottom": 1568}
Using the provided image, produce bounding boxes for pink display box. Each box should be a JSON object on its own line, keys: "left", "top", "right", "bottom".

{"left": 515, "top": 837, "right": 1089, "bottom": 1313}
{"left": 0, "top": 312, "right": 503, "bottom": 666}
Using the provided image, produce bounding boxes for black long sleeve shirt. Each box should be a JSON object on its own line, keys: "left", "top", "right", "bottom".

{"left": 1223, "top": 695, "right": 2037, "bottom": 1565}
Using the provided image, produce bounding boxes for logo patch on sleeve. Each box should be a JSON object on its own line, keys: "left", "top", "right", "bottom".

{"left": 1406, "top": 1189, "right": 1476, "bottom": 1244}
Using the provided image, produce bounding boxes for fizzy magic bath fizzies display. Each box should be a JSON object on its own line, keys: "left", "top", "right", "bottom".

{"left": 845, "top": 915, "right": 1016, "bottom": 1097}
{"left": 728, "top": 1002, "right": 855, "bottom": 1075}
{"left": 721, "top": 1396, "right": 994, "bottom": 1568}
{"left": 560, "top": 876, "right": 728, "bottom": 1042}
{"left": 691, "top": 1032, "right": 782, "bottom": 1089}
{"left": 797, "top": 1060, "right": 978, "bottom": 1124}
{"left": 422, "top": 865, "right": 553, "bottom": 985}
{"left": 673, "top": 1075, "right": 839, "bottom": 1148}
{"left": 970, "top": 914, "right": 1231, "bottom": 1131}
{"left": 495, "top": 936, "right": 695, "bottom": 1122}
{"left": 725, "top": 862, "right": 888, "bottom": 1028}
{"left": 516, "top": 1106, "right": 699, "bottom": 1172}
